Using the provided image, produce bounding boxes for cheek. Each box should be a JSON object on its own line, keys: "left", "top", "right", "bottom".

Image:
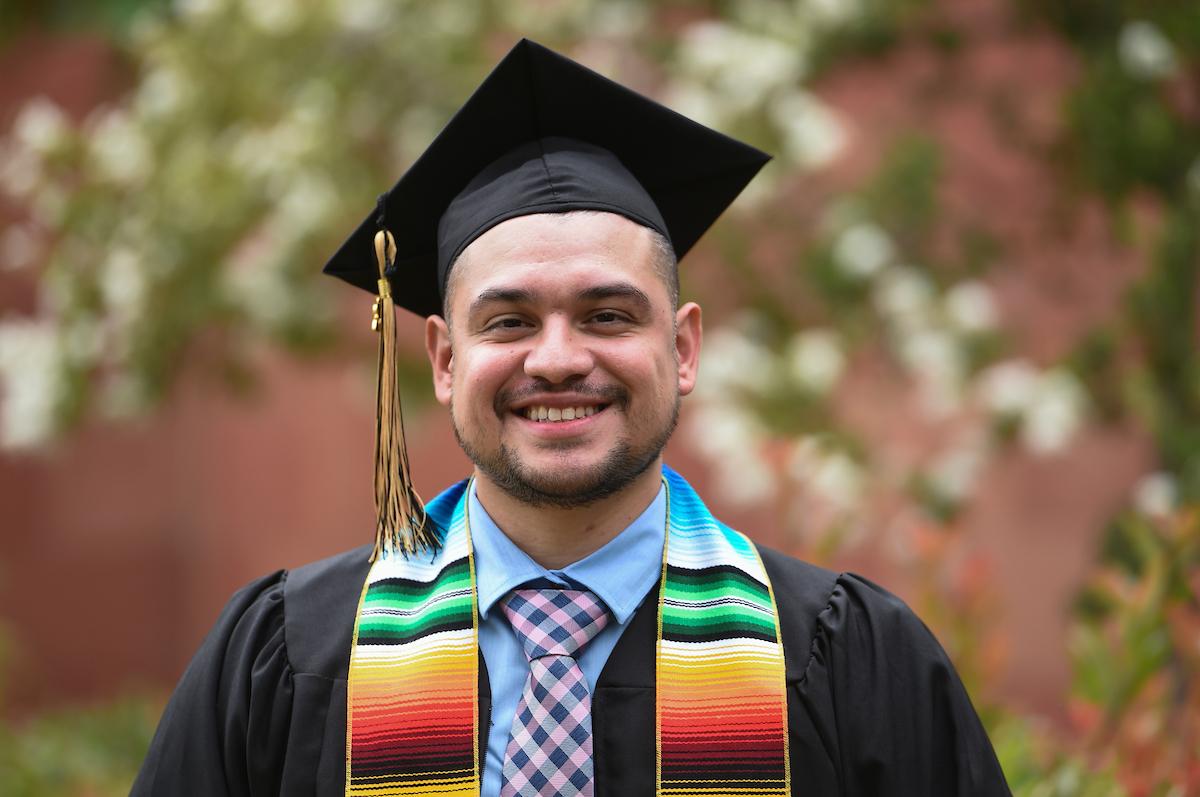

{"left": 453, "top": 349, "right": 523, "bottom": 408}
{"left": 602, "top": 341, "right": 678, "bottom": 392}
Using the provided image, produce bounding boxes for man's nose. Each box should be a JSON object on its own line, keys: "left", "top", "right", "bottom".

{"left": 523, "top": 318, "right": 594, "bottom": 384}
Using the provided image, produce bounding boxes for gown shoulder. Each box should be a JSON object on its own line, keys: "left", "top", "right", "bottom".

{"left": 757, "top": 546, "right": 1011, "bottom": 795}
{"left": 131, "top": 545, "right": 373, "bottom": 796}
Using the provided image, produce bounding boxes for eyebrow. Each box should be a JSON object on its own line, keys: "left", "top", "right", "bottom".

{"left": 467, "top": 282, "right": 652, "bottom": 319}
{"left": 577, "top": 283, "right": 652, "bottom": 311}
{"left": 468, "top": 287, "right": 535, "bottom": 320}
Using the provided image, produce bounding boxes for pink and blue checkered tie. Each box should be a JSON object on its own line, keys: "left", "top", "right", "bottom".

{"left": 500, "top": 588, "right": 611, "bottom": 797}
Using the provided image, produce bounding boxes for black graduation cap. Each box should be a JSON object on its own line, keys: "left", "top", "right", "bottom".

{"left": 322, "top": 37, "right": 771, "bottom": 318}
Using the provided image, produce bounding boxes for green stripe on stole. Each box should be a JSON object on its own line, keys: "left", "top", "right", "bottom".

{"left": 346, "top": 466, "right": 790, "bottom": 797}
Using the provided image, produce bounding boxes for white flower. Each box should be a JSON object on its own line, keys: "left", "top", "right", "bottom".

{"left": 1118, "top": 21, "right": 1177, "bottom": 80}
{"left": 1021, "top": 369, "right": 1087, "bottom": 455}
{"left": 0, "top": 225, "right": 42, "bottom": 270}
{"left": 899, "top": 328, "right": 964, "bottom": 418}
{"left": 833, "top": 222, "right": 894, "bottom": 280}
{"left": 1132, "top": 471, "right": 1177, "bottom": 517}
{"left": 663, "top": 83, "right": 725, "bottom": 130}
{"left": 687, "top": 401, "right": 768, "bottom": 461}
{"left": 88, "top": 109, "right": 152, "bottom": 185}
{"left": 788, "top": 437, "right": 863, "bottom": 511}
{"left": 0, "top": 319, "right": 65, "bottom": 449}
{"left": 333, "top": 0, "right": 394, "bottom": 33}
{"left": 101, "top": 246, "right": 147, "bottom": 318}
{"left": 770, "top": 90, "right": 845, "bottom": 169}
{"left": 943, "top": 279, "right": 998, "bottom": 333}
{"left": 276, "top": 173, "right": 336, "bottom": 229}
{"left": 874, "top": 265, "right": 934, "bottom": 329}
{"left": 696, "top": 326, "right": 778, "bottom": 397}
{"left": 977, "top": 359, "right": 1040, "bottom": 416}
{"left": 0, "top": 140, "right": 42, "bottom": 198}
{"left": 229, "top": 128, "right": 274, "bottom": 179}
{"left": 242, "top": 0, "right": 302, "bottom": 34}
{"left": 13, "top": 97, "right": 70, "bottom": 155}
{"left": 785, "top": 328, "right": 845, "bottom": 394}
{"left": 926, "top": 430, "right": 989, "bottom": 503}
{"left": 712, "top": 449, "right": 778, "bottom": 507}
{"left": 807, "top": 0, "right": 862, "bottom": 26}
{"left": 589, "top": 1, "right": 649, "bottom": 37}
{"left": 63, "top": 317, "right": 104, "bottom": 365}
{"left": 678, "top": 22, "right": 804, "bottom": 111}
{"left": 176, "top": 0, "right": 225, "bottom": 20}
{"left": 136, "top": 67, "right": 190, "bottom": 118}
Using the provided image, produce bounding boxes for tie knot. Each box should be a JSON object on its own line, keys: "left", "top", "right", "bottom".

{"left": 502, "top": 588, "right": 611, "bottom": 661}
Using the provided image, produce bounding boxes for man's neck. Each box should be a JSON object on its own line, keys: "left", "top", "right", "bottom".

{"left": 472, "top": 461, "right": 664, "bottom": 570}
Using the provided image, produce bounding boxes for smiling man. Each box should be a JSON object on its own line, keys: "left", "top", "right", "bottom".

{"left": 133, "top": 40, "right": 1011, "bottom": 797}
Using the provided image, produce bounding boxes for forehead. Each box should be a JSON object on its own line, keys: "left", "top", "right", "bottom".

{"left": 446, "top": 211, "right": 662, "bottom": 307}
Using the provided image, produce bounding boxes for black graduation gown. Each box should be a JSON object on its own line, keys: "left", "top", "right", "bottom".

{"left": 131, "top": 544, "right": 1011, "bottom": 796}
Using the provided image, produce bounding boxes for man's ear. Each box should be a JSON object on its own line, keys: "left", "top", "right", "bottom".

{"left": 675, "top": 301, "right": 702, "bottom": 396}
{"left": 425, "top": 315, "right": 454, "bottom": 406}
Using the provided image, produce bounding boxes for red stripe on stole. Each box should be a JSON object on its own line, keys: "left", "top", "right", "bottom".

{"left": 352, "top": 720, "right": 475, "bottom": 740}
{"left": 660, "top": 701, "right": 784, "bottom": 721}
{"left": 662, "top": 748, "right": 782, "bottom": 758}
{"left": 659, "top": 718, "right": 783, "bottom": 732}
{"left": 352, "top": 729, "right": 474, "bottom": 751}
{"left": 660, "top": 736, "right": 786, "bottom": 752}
{"left": 352, "top": 739, "right": 474, "bottom": 758}
{"left": 351, "top": 702, "right": 475, "bottom": 722}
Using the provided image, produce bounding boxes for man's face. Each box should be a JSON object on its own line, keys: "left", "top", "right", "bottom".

{"left": 425, "top": 211, "right": 702, "bottom": 508}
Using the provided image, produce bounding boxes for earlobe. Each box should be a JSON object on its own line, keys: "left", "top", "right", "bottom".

{"left": 675, "top": 302, "right": 702, "bottom": 396}
{"left": 425, "top": 315, "right": 454, "bottom": 406}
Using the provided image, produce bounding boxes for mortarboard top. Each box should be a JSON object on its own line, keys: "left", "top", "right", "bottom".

{"left": 321, "top": 38, "right": 771, "bottom": 318}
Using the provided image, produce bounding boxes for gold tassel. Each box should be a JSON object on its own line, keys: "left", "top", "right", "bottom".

{"left": 370, "top": 229, "right": 437, "bottom": 561}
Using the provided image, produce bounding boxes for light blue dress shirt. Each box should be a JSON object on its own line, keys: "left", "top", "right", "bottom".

{"left": 469, "top": 480, "right": 666, "bottom": 797}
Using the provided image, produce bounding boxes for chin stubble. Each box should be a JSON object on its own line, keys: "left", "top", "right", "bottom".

{"left": 451, "top": 395, "right": 680, "bottom": 509}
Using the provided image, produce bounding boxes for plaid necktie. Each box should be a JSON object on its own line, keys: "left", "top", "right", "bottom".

{"left": 500, "top": 587, "right": 612, "bottom": 797}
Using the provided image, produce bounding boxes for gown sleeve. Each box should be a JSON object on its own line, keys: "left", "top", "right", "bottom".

{"left": 131, "top": 571, "right": 295, "bottom": 797}
{"left": 809, "top": 573, "right": 1011, "bottom": 796}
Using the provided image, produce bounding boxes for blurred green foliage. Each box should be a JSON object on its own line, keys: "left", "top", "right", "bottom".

{"left": 0, "top": 696, "right": 158, "bottom": 797}
{"left": 1030, "top": 1, "right": 1200, "bottom": 509}
{"left": 0, "top": 0, "right": 168, "bottom": 41}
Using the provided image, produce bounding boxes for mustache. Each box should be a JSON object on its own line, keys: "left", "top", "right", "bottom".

{"left": 495, "top": 379, "right": 628, "bottom": 414}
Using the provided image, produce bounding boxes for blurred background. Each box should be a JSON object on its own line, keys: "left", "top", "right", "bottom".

{"left": 0, "top": 0, "right": 1197, "bottom": 793}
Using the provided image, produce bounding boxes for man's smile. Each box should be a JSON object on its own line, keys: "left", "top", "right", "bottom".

{"left": 519, "top": 404, "right": 607, "bottom": 422}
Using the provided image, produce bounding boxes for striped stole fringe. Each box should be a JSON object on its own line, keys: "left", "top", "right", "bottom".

{"left": 346, "top": 469, "right": 789, "bottom": 796}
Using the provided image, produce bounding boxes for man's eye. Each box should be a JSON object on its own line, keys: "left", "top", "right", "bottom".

{"left": 487, "top": 317, "right": 528, "bottom": 331}
{"left": 589, "top": 311, "right": 626, "bottom": 324}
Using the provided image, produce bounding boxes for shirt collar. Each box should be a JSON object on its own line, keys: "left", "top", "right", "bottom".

{"left": 469, "top": 479, "right": 666, "bottom": 625}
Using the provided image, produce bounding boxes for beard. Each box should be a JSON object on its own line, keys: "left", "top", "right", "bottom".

{"left": 451, "top": 390, "right": 680, "bottom": 509}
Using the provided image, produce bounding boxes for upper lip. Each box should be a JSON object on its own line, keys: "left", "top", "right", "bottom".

{"left": 509, "top": 395, "right": 611, "bottom": 411}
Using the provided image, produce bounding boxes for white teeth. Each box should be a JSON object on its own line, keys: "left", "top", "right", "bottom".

{"left": 523, "top": 405, "right": 602, "bottom": 422}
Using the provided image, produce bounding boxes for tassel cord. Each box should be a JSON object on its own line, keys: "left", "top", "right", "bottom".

{"left": 371, "top": 224, "right": 437, "bottom": 561}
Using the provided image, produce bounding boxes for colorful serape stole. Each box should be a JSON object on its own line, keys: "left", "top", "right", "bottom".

{"left": 346, "top": 468, "right": 789, "bottom": 797}
{"left": 346, "top": 481, "right": 478, "bottom": 796}
{"left": 657, "top": 467, "right": 789, "bottom": 796}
